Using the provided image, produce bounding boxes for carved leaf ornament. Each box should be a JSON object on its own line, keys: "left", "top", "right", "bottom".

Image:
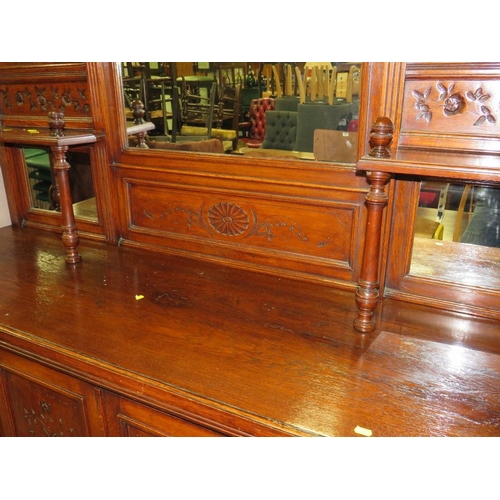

{"left": 412, "top": 83, "right": 496, "bottom": 125}
{"left": 412, "top": 87, "right": 432, "bottom": 122}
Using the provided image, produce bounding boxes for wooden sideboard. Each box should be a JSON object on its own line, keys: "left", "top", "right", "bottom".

{"left": 0, "top": 63, "right": 499, "bottom": 437}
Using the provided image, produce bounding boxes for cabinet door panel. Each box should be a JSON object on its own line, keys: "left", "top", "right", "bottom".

{"left": 0, "top": 350, "right": 105, "bottom": 437}
{"left": 103, "top": 391, "right": 223, "bottom": 437}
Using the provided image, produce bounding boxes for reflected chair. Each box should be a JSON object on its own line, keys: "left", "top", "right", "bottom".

{"left": 295, "top": 64, "right": 338, "bottom": 105}
{"left": 459, "top": 186, "right": 500, "bottom": 247}
{"left": 122, "top": 63, "right": 178, "bottom": 138}
{"left": 175, "top": 63, "right": 216, "bottom": 98}
{"left": 143, "top": 63, "right": 178, "bottom": 138}
{"left": 415, "top": 183, "right": 449, "bottom": 240}
{"left": 239, "top": 98, "right": 275, "bottom": 149}
{"left": 24, "top": 148, "right": 54, "bottom": 210}
{"left": 453, "top": 185, "right": 474, "bottom": 242}
{"left": 260, "top": 110, "right": 298, "bottom": 151}
{"left": 240, "top": 87, "right": 261, "bottom": 123}
{"left": 177, "top": 80, "right": 217, "bottom": 142}
{"left": 213, "top": 63, "right": 246, "bottom": 87}
{"left": 346, "top": 65, "right": 362, "bottom": 104}
{"left": 213, "top": 81, "right": 242, "bottom": 150}
{"left": 295, "top": 102, "right": 351, "bottom": 153}
{"left": 179, "top": 80, "right": 241, "bottom": 151}
{"left": 122, "top": 70, "right": 145, "bottom": 120}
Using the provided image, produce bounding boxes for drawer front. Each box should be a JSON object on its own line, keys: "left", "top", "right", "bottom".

{"left": 102, "top": 391, "right": 224, "bottom": 437}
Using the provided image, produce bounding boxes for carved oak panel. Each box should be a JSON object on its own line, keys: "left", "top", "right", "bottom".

{"left": 0, "top": 350, "right": 105, "bottom": 437}
{"left": 0, "top": 63, "right": 92, "bottom": 129}
{"left": 399, "top": 63, "right": 500, "bottom": 155}
{"left": 0, "top": 83, "right": 90, "bottom": 117}
{"left": 1, "top": 370, "right": 88, "bottom": 436}
{"left": 403, "top": 81, "right": 500, "bottom": 132}
{"left": 121, "top": 179, "right": 365, "bottom": 283}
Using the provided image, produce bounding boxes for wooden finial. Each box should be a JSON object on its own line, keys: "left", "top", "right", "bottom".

{"left": 48, "top": 111, "right": 65, "bottom": 137}
{"left": 369, "top": 116, "right": 394, "bottom": 158}
{"left": 131, "top": 99, "right": 145, "bottom": 125}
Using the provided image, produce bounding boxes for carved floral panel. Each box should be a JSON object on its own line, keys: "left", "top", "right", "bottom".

{"left": 127, "top": 183, "right": 360, "bottom": 267}
{"left": 0, "top": 83, "right": 91, "bottom": 117}
{"left": 402, "top": 80, "right": 500, "bottom": 136}
{"left": 3, "top": 370, "right": 90, "bottom": 437}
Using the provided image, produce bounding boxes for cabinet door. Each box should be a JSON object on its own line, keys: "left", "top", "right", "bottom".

{"left": 0, "top": 350, "right": 105, "bottom": 437}
{"left": 102, "top": 391, "right": 224, "bottom": 437}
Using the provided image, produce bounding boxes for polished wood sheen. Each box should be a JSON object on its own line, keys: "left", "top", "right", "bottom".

{"left": 0, "top": 226, "right": 499, "bottom": 436}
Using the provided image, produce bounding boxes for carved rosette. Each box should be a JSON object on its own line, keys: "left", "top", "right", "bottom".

{"left": 207, "top": 202, "right": 250, "bottom": 236}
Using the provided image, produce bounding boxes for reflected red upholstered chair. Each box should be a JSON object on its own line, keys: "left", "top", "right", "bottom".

{"left": 239, "top": 97, "right": 275, "bottom": 148}
{"left": 347, "top": 118, "right": 359, "bottom": 131}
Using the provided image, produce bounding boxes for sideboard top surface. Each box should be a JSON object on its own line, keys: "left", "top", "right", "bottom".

{"left": 0, "top": 226, "right": 499, "bottom": 437}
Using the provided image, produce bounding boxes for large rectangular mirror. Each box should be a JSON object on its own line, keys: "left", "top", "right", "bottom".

{"left": 122, "top": 62, "right": 361, "bottom": 164}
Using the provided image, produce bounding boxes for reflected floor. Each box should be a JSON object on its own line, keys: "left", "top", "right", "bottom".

{"left": 73, "top": 197, "right": 97, "bottom": 220}
{"left": 411, "top": 182, "right": 500, "bottom": 289}
{"left": 411, "top": 237, "right": 500, "bottom": 288}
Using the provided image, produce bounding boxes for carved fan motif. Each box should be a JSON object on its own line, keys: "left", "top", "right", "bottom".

{"left": 207, "top": 202, "right": 249, "bottom": 236}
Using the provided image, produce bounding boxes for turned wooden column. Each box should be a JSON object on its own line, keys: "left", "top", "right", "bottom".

{"left": 51, "top": 144, "right": 81, "bottom": 264}
{"left": 354, "top": 117, "right": 394, "bottom": 333}
{"left": 48, "top": 111, "right": 81, "bottom": 265}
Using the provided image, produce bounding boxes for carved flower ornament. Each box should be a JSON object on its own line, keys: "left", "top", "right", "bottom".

{"left": 443, "top": 92, "right": 465, "bottom": 116}
{"left": 207, "top": 202, "right": 249, "bottom": 236}
{"left": 412, "top": 82, "right": 496, "bottom": 125}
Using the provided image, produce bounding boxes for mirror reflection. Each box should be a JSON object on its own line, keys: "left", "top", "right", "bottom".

{"left": 23, "top": 147, "right": 97, "bottom": 220}
{"left": 122, "top": 62, "right": 361, "bottom": 162}
{"left": 411, "top": 181, "right": 500, "bottom": 289}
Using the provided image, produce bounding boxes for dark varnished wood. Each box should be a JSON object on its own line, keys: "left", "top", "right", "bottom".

{"left": 0, "top": 226, "right": 499, "bottom": 436}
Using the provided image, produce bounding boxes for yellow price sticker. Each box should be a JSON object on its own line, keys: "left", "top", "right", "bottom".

{"left": 354, "top": 425, "right": 373, "bottom": 437}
